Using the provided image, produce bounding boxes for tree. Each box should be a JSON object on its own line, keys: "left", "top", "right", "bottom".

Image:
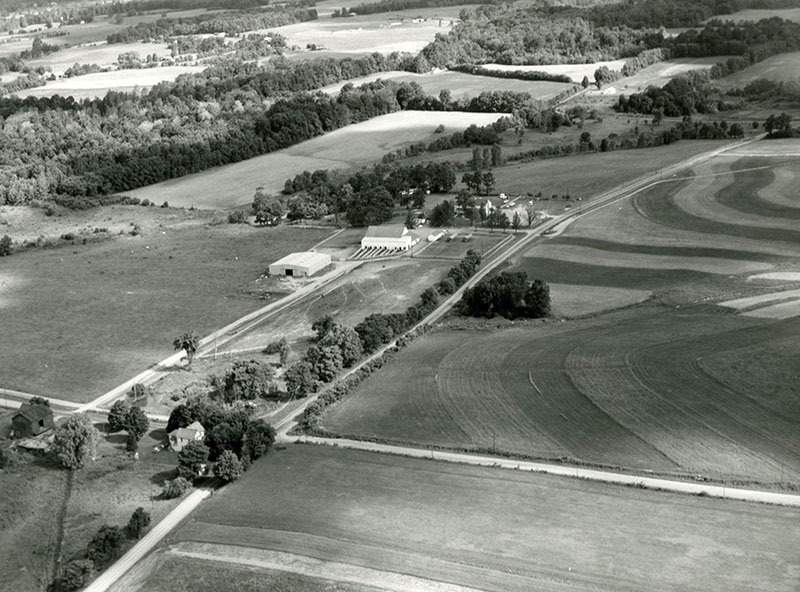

{"left": 177, "top": 440, "right": 209, "bottom": 481}
{"left": 319, "top": 325, "right": 363, "bottom": 367}
{"left": 481, "top": 171, "right": 495, "bottom": 195}
{"left": 652, "top": 108, "right": 663, "bottom": 126}
{"left": 59, "top": 559, "right": 95, "bottom": 592}
{"left": 284, "top": 361, "right": 317, "bottom": 398}
{"left": 438, "top": 88, "right": 451, "bottom": 109}
{"left": 220, "top": 360, "right": 274, "bottom": 403}
{"left": 214, "top": 450, "right": 243, "bottom": 482}
{"left": 512, "top": 211, "right": 522, "bottom": 234}
{"left": 490, "top": 144, "right": 502, "bottom": 167}
{"left": 429, "top": 200, "right": 455, "bottom": 227}
{"left": 108, "top": 400, "right": 130, "bottom": 432}
{"left": 242, "top": 419, "right": 276, "bottom": 460}
{"left": 581, "top": 75, "right": 590, "bottom": 88}
{"left": 126, "top": 507, "right": 151, "bottom": 539}
{"left": 125, "top": 406, "right": 150, "bottom": 442}
{"left": 455, "top": 189, "right": 474, "bottom": 215}
{"left": 52, "top": 414, "right": 99, "bottom": 470}
{"left": 29, "top": 396, "right": 50, "bottom": 407}
{"left": 162, "top": 476, "right": 190, "bottom": 499}
{"left": 129, "top": 383, "right": 148, "bottom": 403}
{"left": 404, "top": 208, "right": 415, "bottom": 230}
{"left": 306, "top": 345, "right": 343, "bottom": 383}
{"left": 173, "top": 332, "right": 199, "bottom": 364}
{"left": 524, "top": 279, "right": 551, "bottom": 318}
{"left": 311, "top": 315, "right": 336, "bottom": 341}
{"left": 728, "top": 123, "right": 745, "bottom": 138}
{"left": 0, "top": 235, "right": 12, "bottom": 256}
{"left": 87, "top": 524, "right": 125, "bottom": 565}
{"left": 461, "top": 171, "right": 481, "bottom": 194}
{"left": 525, "top": 206, "right": 536, "bottom": 227}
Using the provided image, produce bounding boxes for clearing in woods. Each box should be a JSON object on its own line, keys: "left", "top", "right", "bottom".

{"left": 126, "top": 110, "right": 505, "bottom": 209}
{"left": 0, "top": 223, "right": 332, "bottom": 401}
{"left": 714, "top": 52, "right": 800, "bottom": 87}
{"left": 128, "top": 445, "right": 800, "bottom": 592}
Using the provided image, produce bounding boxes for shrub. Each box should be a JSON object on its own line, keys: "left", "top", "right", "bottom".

{"left": 58, "top": 559, "right": 95, "bottom": 592}
{"left": 0, "top": 234, "right": 12, "bottom": 256}
{"left": 107, "top": 400, "right": 130, "bottom": 432}
{"left": 52, "top": 414, "right": 100, "bottom": 470}
{"left": 162, "top": 476, "right": 191, "bottom": 499}
{"left": 126, "top": 507, "right": 151, "bottom": 539}
{"left": 86, "top": 524, "right": 125, "bottom": 565}
{"left": 177, "top": 440, "right": 209, "bottom": 481}
{"left": 227, "top": 210, "right": 247, "bottom": 224}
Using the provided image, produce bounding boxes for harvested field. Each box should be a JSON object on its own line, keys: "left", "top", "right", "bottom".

{"left": 154, "top": 445, "right": 800, "bottom": 592}
{"left": 482, "top": 60, "right": 626, "bottom": 83}
{"left": 709, "top": 7, "right": 800, "bottom": 23}
{"left": 719, "top": 288, "right": 800, "bottom": 310}
{"left": 548, "top": 283, "right": 651, "bottom": 317}
{"left": 726, "top": 138, "right": 800, "bottom": 157}
{"left": 15, "top": 66, "right": 206, "bottom": 99}
{"left": 127, "top": 111, "right": 505, "bottom": 209}
{"left": 319, "top": 70, "right": 571, "bottom": 99}
{"left": 216, "top": 258, "right": 452, "bottom": 354}
{"left": 322, "top": 305, "right": 800, "bottom": 482}
{"left": 615, "top": 57, "right": 726, "bottom": 91}
{"left": 0, "top": 222, "right": 332, "bottom": 401}
{"left": 749, "top": 271, "right": 800, "bottom": 281}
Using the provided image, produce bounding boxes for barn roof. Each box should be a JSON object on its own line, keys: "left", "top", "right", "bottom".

{"left": 270, "top": 251, "right": 331, "bottom": 269}
{"left": 13, "top": 403, "right": 52, "bottom": 423}
{"left": 364, "top": 224, "right": 409, "bottom": 239}
{"left": 169, "top": 421, "right": 206, "bottom": 441}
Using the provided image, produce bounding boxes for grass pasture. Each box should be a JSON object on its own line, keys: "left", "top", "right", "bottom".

{"left": 322, "top": 305, "right": 800, "bottom": 483}
{"left": 319, "top": 70, "right": 572, "bottom": 100}
{"left": 0, "top": 221, "right": 332, "bottom": 401}
{"left": 151, "top": 445, "right": 800, "bottom": 592}
{"left": 24, "top": 41, "right": 172, "bottom": 73}
{"left": 614, "top": 57, "right": 725, "bottom": 91}
{"left": 482, "top": 60, "right": 626, "bottom": 83}
{"left": 127, "top": 110, "right": 505, "bottom": 209}
{"left": 15, "top": 66, "right": 206, "bottom": 99}
{"left": 716, "top": 52, "right": 800, "bottom": 87}
{"left": 708, "top": 7, "right": 800, "bottom": 23}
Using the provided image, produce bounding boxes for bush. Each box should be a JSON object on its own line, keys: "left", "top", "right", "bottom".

{"left": 177, "top": 440, "right": 209, "bottom": 481}
{"left": 126, "top": 507, "right": 151, "bottom": 539}
{"left": 107, "top": 400, "right": 130, "bottom": 432}
{"left": 0, "top": 235, "right": 12, "bottom": 256}
{"left": 162, "top": 476, "right": 191, "bottom": 499}
{"left": 86, "top": 524, "right": 125, "bottom": 565}
{"left": 58, "top": 559, "right": 95, "bottom": 592}
{"left": 227, "top": 210, "right": 247, "bottom": 224}
{"left": 52, "top": 414, "right": 100, "bottom": 470}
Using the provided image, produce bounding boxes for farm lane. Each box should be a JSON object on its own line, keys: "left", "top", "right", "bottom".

{"left": 82, "top": 487, "right": 213, "bottom": 592}
{"left": 289, "top": 436, "right": 800, "bottom": 508}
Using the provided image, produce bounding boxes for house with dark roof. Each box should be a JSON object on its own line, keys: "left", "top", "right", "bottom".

{"left": 12, "top": 403, "right": 54, "bottom": 438}
{"left": 168, "top": 421, "right": 206, "bottom": 452}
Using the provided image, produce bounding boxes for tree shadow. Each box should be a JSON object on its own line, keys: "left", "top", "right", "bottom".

{"left": 150, "top": 467, "right": 177, "bottom": 486}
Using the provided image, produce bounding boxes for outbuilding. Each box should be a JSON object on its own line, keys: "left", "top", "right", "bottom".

{"left": 12, "top": 403, "right": 54, "bottom": 438}
{"left": 361, "top": 224, "right": 415, "bottom": 251}
{"left": 268, "top": 251, "right": 331, "bottom": 278}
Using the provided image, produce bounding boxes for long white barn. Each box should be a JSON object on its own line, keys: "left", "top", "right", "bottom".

{"left": 360, "top": 225, "right": 414, "bottom": 251}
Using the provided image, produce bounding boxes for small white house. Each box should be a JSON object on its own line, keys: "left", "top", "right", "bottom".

{"left": 361, "top": 225, "right": 415, "bottom": 251}
{"left": 269, "top": 251, "right": 331, "bottom": 277}
{"left": 168, "top": 421, "right": 206, "bottom": 452}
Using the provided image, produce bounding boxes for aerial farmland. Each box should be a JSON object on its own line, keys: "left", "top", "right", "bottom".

{"left": 2, "top": 0, "right": 800, "bottom": 591}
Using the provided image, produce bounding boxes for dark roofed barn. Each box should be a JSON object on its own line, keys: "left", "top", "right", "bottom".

{"left": 12, "top": 403, "right": 54, "bottom": 438}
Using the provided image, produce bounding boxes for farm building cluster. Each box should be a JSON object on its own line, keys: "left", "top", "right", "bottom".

{"left": 268, "top": 251, "right": 332, "bottom": 277}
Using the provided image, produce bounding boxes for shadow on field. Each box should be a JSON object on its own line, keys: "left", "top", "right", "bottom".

{"left": 150, "top": 467, "right": 178, "bottom": 487}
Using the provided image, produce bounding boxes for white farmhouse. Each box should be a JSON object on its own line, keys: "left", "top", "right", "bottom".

{"left": 269, "top": 251, "right": 331, "bottom": 277}
{"left": 361, "top": 225, "right": 415, "bottom": 252}
{"left": 168, "top": 421, "right": 206, "bottom": 452}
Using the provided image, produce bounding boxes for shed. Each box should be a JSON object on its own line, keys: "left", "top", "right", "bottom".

{"left": 168, "top": 421, "right": 206, "bottom": 452}
{"left": 361, "top": 225, "right": 415, "bottom": 251}
{"left": 12, "top": 403, "right": 54, "bottom": 438}
{"left": 269, "top": 251, "right": 331, "bottom": 278}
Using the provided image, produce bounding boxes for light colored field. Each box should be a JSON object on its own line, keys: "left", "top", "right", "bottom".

{"left": 741, "top": 298, "right": 800, "bottom": 319}
{"left": 719, "top": 288, "right": 800, "bottom": 310}
{"left": 526, "top": 242, "right": 770, "bottom": 275}
{"left": 319, "top": 69, "right": 571, "bottom": 99}
{"left": 0, "top": 221, "right": 332, "bottom": 401}
{"left": 268, "top": 15, "right": 449, "bottom": 54}
{"left": 615, "top": 57, "right": 724, "bottom": 91}
{"left": 482, "top": 60, "right": 626, "bottom": 83}
{"left": 127, "top": 110, "right": 505, "bottom": 209}
{"left": 156, "top": 445, "right": 800, "bottom": 592}
{"left": 322, "top": 304, "right": 800, "bottom": 482}
{"left": 708, "top": 7, "right": 800, "bottom": 23}
{"left": 548, "top": 283, "right": 650, "bottom": 317}
{"left": 25, "top": 41, "right": 172, "bottom": 73}
{"left": 749, "top": 271, "right": 800, "bottom": 281}
{"left": 14, "top": 66, "right": 206, "bottom": 99}
{"left": 0, "top": 71, "right": 25, "bottom": 83}
{"left": 726, "top": 138, "right": 800, "bottom": 157}
{"left": 718, "top": 52, "right": 800, "bottom": 87}
{"left": 0, "top": 36, "right": 35, "bottom": 58}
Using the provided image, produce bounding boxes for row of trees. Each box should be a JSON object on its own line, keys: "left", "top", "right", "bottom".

{"left": 461, "top": 271, "right": 550, "bottom": 319}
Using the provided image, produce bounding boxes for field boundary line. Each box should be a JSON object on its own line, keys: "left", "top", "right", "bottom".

{"left": 290, "top": 436, "right": 800, "bottom": 507}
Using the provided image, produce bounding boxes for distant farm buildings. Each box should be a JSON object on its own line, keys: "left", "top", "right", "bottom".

{"left": 269, "top": 251, "right": 332, "bottom": 278}
{"left": 351, "top": 224, "right": 420, "bottom": 259}
{"left": 12, "top": 403, "right": 54, "bottom": 438}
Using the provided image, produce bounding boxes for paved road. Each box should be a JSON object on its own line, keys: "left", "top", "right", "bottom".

{"left": 82, "top": 487, "right": 212, "bottom": 592}
{"left": 291, "top": 436, "right": 800, "bottom": 507}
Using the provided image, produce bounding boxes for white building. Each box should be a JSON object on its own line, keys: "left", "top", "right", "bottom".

{"left": 361, "top": 225, "right": 415, "bottom": 251}
{"left": 168, "top": 421, "right": 206, "bottom": 452}
{"left": 269, "top": 251, "right": 331, "bottom": 277}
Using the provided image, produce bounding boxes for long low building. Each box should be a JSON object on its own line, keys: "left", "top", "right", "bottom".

{"left": 269, "top": 251, "right": 331, "bottom": 277}
{"left": 361, "top": 224, "right": 415, "bottom": 251}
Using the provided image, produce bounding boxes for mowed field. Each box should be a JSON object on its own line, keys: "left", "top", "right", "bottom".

{"left": 323, "top": 143, "right": 800, "bottom": 483}
{"left": 24, "top": 41, "right": 172, "bottom": 72}
{"left": 614, "top": 57, "right": 725, "bottom": 91}
{"left": 127, "top": 110, "right": 505, "bottom": 209}
{"left": 715, "top": 52, "right": 800, "bottom": 87}
{"left": 319, "top": 69, "right": 572, "bottom": 100}
{"left": 482, "top": 60, "right": 626, "bottom": 83}
{"left": 0, "top": 222, "right": 332, "bottom": 401}
{"left": 708, "top": 7, "right": 800, "bottom": 23}
{"left": 135, "top": 445, "right": 800, "bottom": 592}
{"left": 15, "top": 66, "right": 206, "bottom": 99}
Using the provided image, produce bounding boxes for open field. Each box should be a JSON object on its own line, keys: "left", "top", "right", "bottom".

{"left": 25, "top": 41, "right": 172, "bottom": 73}
{"left": 319, "top": 70, "right": 572, "bottom": 100}
{"left": 547, "top": 283, "right": 651, "bottom": 317}
{"left": 709, "top": 7, "right": 800, "bottom": 23}
{"left": 127, "top": 110, "right": 505, "bottom": 209}
{"left": 268, "top": 14, "right": 451, "bottom": 54}
{"left": 15, "top": 66, "right": 206, "bottom": 99}
{"left": 482, "top": 60, "right": 626, "bottom": 83}
{"left": 140, "top": 444, "right": 800, "bottom": 592}
{"left": 614, "top": 57, "right": 726, "bottom": 91}
{"left": 490, "top": 140, "right": 725, "bottom": 211}
{"left": 0, "top": 221, "right": 332, "bottom": 401}
{"left": 322, "top": 304, "right": 800, "bottom": 483}
{"left": 216, "top": 257, "right": 453, "bottom": 354}
{"left": 716, "top": 52, "right": 800, "bottom": 87}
